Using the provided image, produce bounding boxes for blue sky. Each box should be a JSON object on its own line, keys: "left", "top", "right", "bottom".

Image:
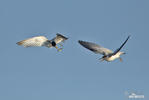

{"left": 0, "top": 0, "right": 148, "bottom": 100}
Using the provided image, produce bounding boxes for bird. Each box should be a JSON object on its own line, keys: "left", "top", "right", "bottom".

{"left": 17, "top": 33, "right": 68, "bottom": 51}
{"left": 78, "top": 35, "right": 130, "bottom": 62}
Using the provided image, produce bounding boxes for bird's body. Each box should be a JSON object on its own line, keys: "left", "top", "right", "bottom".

{"left": 78, "top": 36, "right": 130, "bottom": 62}
{"left": 101, "top": 52, "right": 124, "bottom": 62}
{"left": 17, "top": 33, "right": 68, "bottom": 51}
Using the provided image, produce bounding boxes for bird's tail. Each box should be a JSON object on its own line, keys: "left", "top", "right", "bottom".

{"left": 99, "top": 58, "right": 104, "bottom": 62}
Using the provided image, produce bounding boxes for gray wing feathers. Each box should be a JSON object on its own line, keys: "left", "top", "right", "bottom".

{"left": 17, "top": 36, "right": 48, "bottom": 47}
{"left": 53, "top": 33, "right": 68, "bottom": 44}
{"left": 78, "top": 40, "right": 113, "bottom": 55}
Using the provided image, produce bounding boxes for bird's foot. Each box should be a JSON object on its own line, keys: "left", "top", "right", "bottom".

{"left": 57, "top": 48, "right": 63, "bottom": 52}
{"left": 119, "top": 57, "right": 123, "bottom": 62}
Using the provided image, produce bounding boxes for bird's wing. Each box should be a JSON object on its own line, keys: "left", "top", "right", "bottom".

{"left": 112, "top": 35, "right": 130, "bottom": 55}
{"left": 78, "top": 40, "right": 113, "bottom": 55}
{"left": 17, "top": 36, "right": 48, "bottom": 47}
{"left": 53, "top": 33, "right": 68, "bottom": 44}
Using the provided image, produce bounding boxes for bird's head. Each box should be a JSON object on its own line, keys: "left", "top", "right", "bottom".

{"left": 119, "top": 51, "right": 126, "bottom": 55}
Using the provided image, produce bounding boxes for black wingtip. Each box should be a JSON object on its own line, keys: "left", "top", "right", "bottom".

{"left": 126, "top": 35, "right": 131, "bottom": 40}
{"left": 78, "top": 40, "right": 85, "bottom": 45}
{"left": 78, "top": 40, "right": 81, "bottom": 43}
{"left": 127, "top": 35, "right": 131, "bottom": 41}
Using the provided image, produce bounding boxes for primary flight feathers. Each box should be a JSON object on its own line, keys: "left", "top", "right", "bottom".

{"left": 17, "top": 36, "right": 48, "bottom": 47}
{"left": 78, "top": 40, "right": 113, "bottom": 55}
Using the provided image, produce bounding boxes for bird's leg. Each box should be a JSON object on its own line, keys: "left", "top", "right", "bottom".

{"left": 55, "top": 46, "right": 62, "bottom": 52}
{"left": 119, "top": 57, "right": 123, "bottom": 62}
{"left": 59, "top": 43, "right": 63, "bottom": 47}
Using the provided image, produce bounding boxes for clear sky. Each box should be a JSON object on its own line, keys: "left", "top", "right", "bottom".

{"left": 0, "top": 0, "right": 148, "bottom": 100}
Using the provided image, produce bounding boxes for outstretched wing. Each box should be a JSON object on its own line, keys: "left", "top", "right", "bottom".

{"left": 112, "top": 35, "right": 130, "bottom": 55}
{"left": 53, "top": 33, "right": 68, "bottom": 44}
{"left": 17, "top": 36, "right": 48, "bottom": 47}
{"left": 78, "top": 40, "right": 113, "bottom": 56}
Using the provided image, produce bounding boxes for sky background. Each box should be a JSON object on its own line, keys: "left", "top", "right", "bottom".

{"left": 0, "top": 0, "right": 149, "bottom": 100}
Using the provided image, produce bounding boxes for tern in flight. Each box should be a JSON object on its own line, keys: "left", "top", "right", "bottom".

{"left": 17, "top": 33, "right": 68, "bottom": 51}
{"left": 78, "top": 35, "right": 130, "bottom": 62}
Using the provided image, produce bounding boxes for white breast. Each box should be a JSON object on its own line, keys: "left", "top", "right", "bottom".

{"left": 105, "top": 53, "right": 121, "bottom": 61}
